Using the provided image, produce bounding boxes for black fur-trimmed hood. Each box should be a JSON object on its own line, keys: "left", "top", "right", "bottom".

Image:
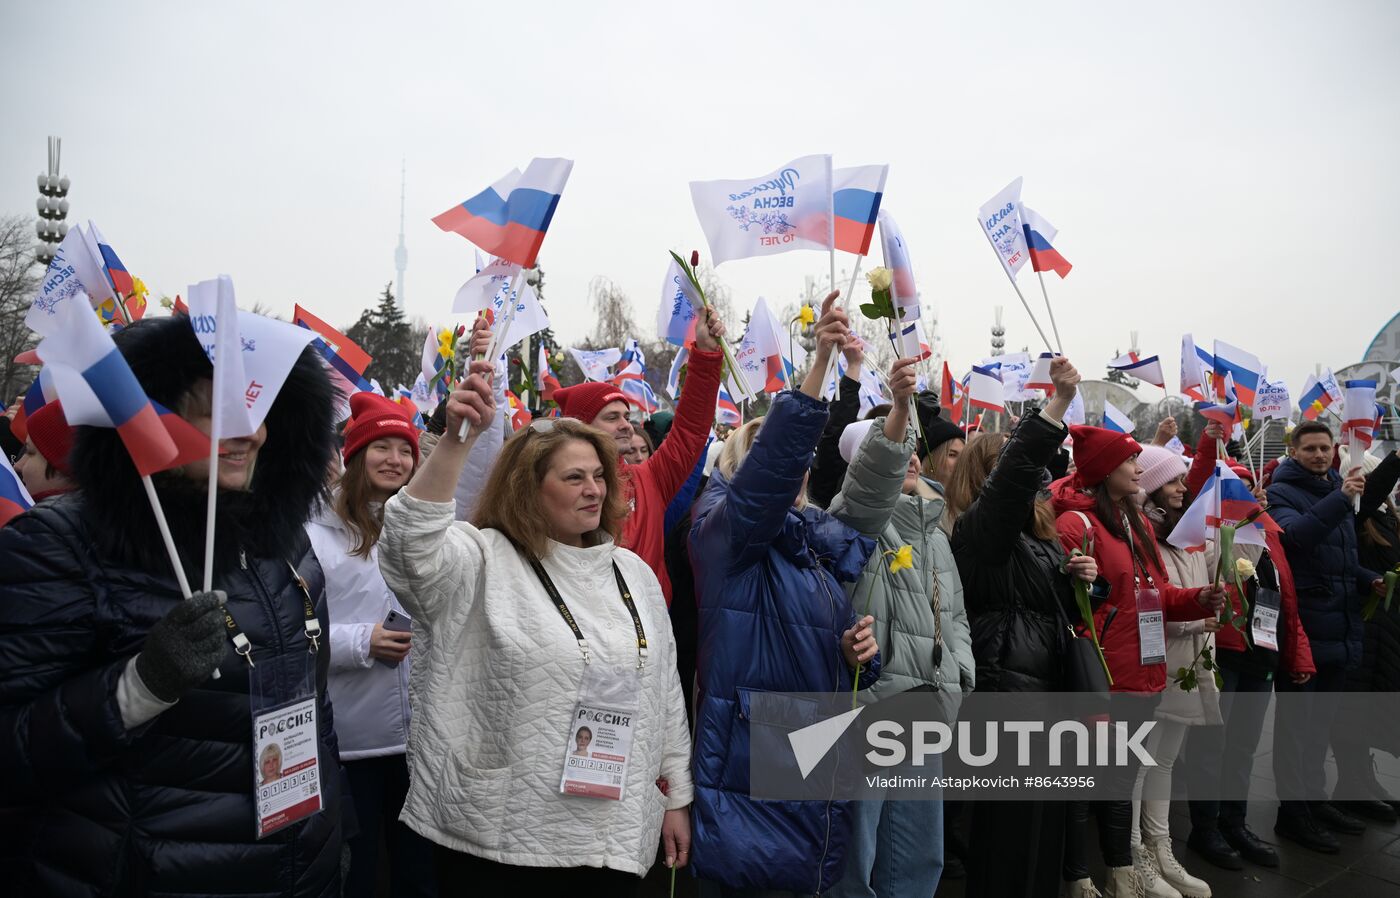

{"left": 70, "top": 314, "right": 336, "bottom": 578}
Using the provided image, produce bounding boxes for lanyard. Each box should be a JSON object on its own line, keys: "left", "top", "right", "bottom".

{"left": 1121, "top": 512, "right": 1155, "bottom": 589}
{"left": 221, "top": 559, "right": 324, "bottom": 667}
{"left": 524, "top": 553, "right": 648, "bottom": 669}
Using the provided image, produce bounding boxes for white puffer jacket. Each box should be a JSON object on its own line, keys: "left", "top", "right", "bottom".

{"left": 378, "top": 491, "right": 693, "bottom": 876}
{"left": 306, "top": 505, "right": 413, "bottom": 760}
{"left": 1155, "top": 534, "right": 1223, "bottom": 726}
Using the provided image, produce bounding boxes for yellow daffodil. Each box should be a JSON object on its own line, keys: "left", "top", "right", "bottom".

{"left": 796, "top": 304, "right": 815, "bottom": 327}
{"left": 129, "top": 277, "right": 149, "bottom": 299}
{"left": 1235, "top": 557, "right": 1256, "bottom": 579}
{"left": 866, "top": 267, "right": 893, "bottom": 292}
{"left": 888, "top": 544, "right": 914, "bottom": 574}
{"left": 437, "top": 328, "right": 455, "bottom": 360}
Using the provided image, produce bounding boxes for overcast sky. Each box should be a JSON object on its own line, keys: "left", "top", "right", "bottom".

{"left": 3, "top": 1, "right": 1397, "bottom": 398}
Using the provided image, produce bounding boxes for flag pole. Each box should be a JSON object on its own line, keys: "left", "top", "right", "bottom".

{"left": 978, "top": 223, "right": 1053, "bottom": 351}
{"left": 1034, "top": 270, "right": 1064, "bottom": 354}
{"left": 820, "top": 256, "right": 864, "bottom": 398}
{"left": 463, "top": 270, "right": 525, "bottom": 441}
{"left": 150, "top": 473, "right": 219, "bottom": 679}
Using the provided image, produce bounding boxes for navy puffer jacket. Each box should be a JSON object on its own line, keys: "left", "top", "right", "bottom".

{"left": 0, "top": 315, "right": 343, "bottom": 897}
{"left": 688, "top": 390, "right": 877, "bottom": 894}
{"left": 1266, "top": 458, "right": 1378, "bottom": 670}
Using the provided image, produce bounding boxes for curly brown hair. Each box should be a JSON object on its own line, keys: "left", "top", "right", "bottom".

{"left": 473, "top": 418, "right": 628, "bottom": 558}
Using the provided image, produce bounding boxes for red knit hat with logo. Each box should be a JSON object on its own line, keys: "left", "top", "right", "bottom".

{"left": 342, "top": 392, "right": 419, "bottom": 464}
{"left": 553, "top": 382, "right": 629, "bottom": 424}
{"left": 1070, "top": 425, "right": 1142, "bottom": 488}
{"left": 26, "top": 401, "right": 76, "bottom": 475}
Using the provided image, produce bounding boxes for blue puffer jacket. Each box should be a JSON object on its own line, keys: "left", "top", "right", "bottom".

{"left": 688, "top": 390, "right": 877, "bottom": 894}
{"left": 1267, "top": 459, "right": 1378, "bottom": 669}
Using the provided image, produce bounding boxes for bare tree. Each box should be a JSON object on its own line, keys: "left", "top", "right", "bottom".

{"left": 0, "top": 216, "right": 41, "bottom": 403}
{"left": 587, "top": 276, "right": 637, "bottom": 350}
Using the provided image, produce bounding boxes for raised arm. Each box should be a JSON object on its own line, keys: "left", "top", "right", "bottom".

{"left": 382, "top": 362, "right": 495, "bottom": 623}
{"left": 828, "top": 356, "right": 920, "bottom": 537}
{"left": 643, "top": 311, "right": 725, "bottom": 504}
{"left": 1359, "top": 450, "right": 1400, "bottom": 524}
{"left": 809, "top": 340, "right": 866, "bottom": 509}
{"left": 955, "top": 358, "right": 1077, "bottom": 563}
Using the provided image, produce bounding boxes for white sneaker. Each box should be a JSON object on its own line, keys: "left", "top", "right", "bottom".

{"left": 1147, "top": 838, "right": 1211, "bottom": 898}
{"left": 1131, "top": 845, "right": 1182, "bottom": 898}
{"left": 1064, "top": 877, "right": 1103, "bottom": 898}
{"left": 1104, "top": 865, "right": 1144, "bottom": 898}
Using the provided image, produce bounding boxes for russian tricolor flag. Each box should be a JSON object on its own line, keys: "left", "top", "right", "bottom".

{"left": 10, "top": 371, "right": 58, "bottom": 443}
{"left": 1168, "top": 462, "right": 1278, "bottom": 553}
{"left": 432, "top": 158, "right": 573, "bottom": 269}
{"left": 89, "top": 223, "right": 135, "bottom": 298}
{"left": 878, "top": 209, "right": 918, "bottom": 304}
{"left": 832, "top": 164, "right": 888, "bottom": 256}
{"left": 1102, "top": 400, "right": 1135, "bottom": 434}
{"left": 294, "top": 304, "right": 374, "bottom": 393}
{"left": 1213, "top": 341, "right": 1262, "bottom": 407}
{"left": 35, "top": 292, "right": 190, "bottom": 477}
{"left": 1020, "top": 205, "right": 1072, "bottom": 279}
{"left": 716, "top": 385, "right": 741, "bottom": 426}
{"left": 0, "top": 453, "right": 33, "bottom": 528}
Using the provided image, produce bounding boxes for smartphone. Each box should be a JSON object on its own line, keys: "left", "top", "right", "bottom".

{"left": 377, "top": 609, "right": 413, "bottom": 668}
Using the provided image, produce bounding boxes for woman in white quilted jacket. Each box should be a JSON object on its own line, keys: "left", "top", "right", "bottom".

{"left": 306, "top": 391, "right": 437, "bottom": 898}
{"left": 378, "top": 360, "right": 693, "bottom": 895}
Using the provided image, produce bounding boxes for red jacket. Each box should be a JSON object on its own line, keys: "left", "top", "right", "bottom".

{"left": 1183, "top": 430, "right": 1314, "bottom": 675}
{"left": 620, "top": 345, "right": 723, "bottom": 605}
{"left": 1051, "top": 477, "right": 1210, "bottom": 693}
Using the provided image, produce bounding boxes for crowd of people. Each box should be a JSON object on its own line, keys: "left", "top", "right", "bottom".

{"left": 1, "top": 292, "right": 1398, "bottom": 898}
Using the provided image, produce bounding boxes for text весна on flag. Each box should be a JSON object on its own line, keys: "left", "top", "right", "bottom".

{"left": 689, "top": 155, "right": 834, "bottom": 266}
{"left": 432, "top": 158, "right": 573, "bottom": 269}
{"left": 24, "top": 224, "right": 117, "bottom": 336}
{"left": 977, "top": 177, "right": 1030, "bottom": 280}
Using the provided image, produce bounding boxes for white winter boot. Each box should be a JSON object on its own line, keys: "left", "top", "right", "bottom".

{"left": 1131, "top": 844, "right": 1181, "bottom": 898}
{"left": 1063, "top": 878, "right": 1103, "bottom": 898}
{"left": 1104, "top": 865, "right": 1143, "bottom": 898}
{"left": 1147, "top": 837, "right": 1211, "bottom": 898}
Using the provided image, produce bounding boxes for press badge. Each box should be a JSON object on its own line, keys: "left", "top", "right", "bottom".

{"left": 1136, "top": 587, "right": 1167, "bottom": 666}
{"left": 250, "top": 651, "right": 323, "bottom": 838}
{"left": 559, "top": 663, "right": 640, "bottom": 800}
{"left": 1251, "top": 587, "right": 1282, "bottom": 652}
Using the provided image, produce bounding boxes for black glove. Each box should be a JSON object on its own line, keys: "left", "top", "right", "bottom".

{"left": 135, "top": 590, "right": 229, "bottom": 702}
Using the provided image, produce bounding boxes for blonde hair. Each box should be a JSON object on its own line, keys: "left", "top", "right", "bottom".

{"left": 474, "top": 419, "right": 628, "bottom": 558}
{"left": 716, "top": 416, "right": 808, "bottom": 509}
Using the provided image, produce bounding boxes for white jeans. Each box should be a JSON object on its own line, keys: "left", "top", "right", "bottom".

{"left": 1132, "top": 719, "right": 1188, "bottom": 844}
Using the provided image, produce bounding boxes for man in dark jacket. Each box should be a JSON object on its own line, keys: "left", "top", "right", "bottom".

{"left": 0, "top": 315, "right": 345, "bottom": 896}
{"left": 1266, "top": 420, "right": 1381, "bottom": 853}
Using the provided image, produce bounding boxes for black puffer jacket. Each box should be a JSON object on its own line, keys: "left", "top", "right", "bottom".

{"left": 950, "top": 412, "right": 1075, "bottom": 692}
{"left": 1267, "top": 459, "right": 1379, "bottom": 669}
{"left": 0, "top": 315, "right": 343, "bottom": 897}
{"left": 1348, "top": 453, "right": 1400, "bottom": 752}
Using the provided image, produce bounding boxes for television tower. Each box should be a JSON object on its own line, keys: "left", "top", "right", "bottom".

{"left": 36, "top": 136, "right": 71, "bottom": 265}
{"left": 394, "top": 160, "right": 407, "bottom": 311}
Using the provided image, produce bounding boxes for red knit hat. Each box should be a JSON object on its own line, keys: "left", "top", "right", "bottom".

{"left": 553, "top": 382, "right": 629, "bottom": 424}
{"left": 26, "top": 401, "right": 76, "bottom": 475}
{"left": 342, "top": 393, "right": 419, "bottom": 464}
{"left": 1070, "top": 425, "right": 1142, "bottom": 488}
{"left": 1228, "top": 462, "right": 1255, "bottom": 485}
